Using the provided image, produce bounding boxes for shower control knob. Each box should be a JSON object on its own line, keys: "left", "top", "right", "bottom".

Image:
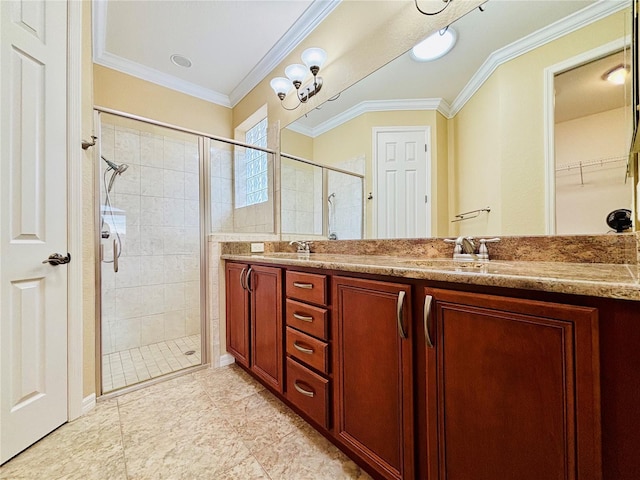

{"left": 42, "top": 252, "right": 71, "bottom": 266}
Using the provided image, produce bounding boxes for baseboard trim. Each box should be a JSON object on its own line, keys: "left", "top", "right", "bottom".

{"left": 219, "top": 354, "right": 236, "bottom": 367}
{"left": 81, "top": 394, "right": 96, "bottom": 415}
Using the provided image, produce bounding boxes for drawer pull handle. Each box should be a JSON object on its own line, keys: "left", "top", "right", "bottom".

{"left": 424, "top": 295, "right": 434, "bottom": 348}
{"left": 397, "top": 290, "right": 407, "bottom": 339}
{"left": 294, "top": 381, "right": 315, "bottom": 397}
{"left": 293, "top": 312, "right": 314, "bottom": 322}
{"left": 293, "top": 341, "right": 314, "bottom": 355}
{"left": 293, "top": 282, "right": 314, "bottom": 289}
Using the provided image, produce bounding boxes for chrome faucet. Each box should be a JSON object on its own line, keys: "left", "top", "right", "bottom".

{"left": 444, "top": 237, "right": 500, "bottom": 261}
{"left": 289, "top": 240, "right": 313, "bottom": 253}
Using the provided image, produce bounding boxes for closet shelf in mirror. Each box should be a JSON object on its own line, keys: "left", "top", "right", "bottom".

{"left": 555, "top": 155, "right": 627, "bottom": 173}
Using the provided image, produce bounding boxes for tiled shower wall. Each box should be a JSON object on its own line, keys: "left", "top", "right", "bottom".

{"left": 100, "top": 121, "right": 201, "bottom": 354}
{"left": 327, "top": 155, "right": 365, "bottom": 240}
{"left": 281, "top": 159, "right": 323, "bottom": 235}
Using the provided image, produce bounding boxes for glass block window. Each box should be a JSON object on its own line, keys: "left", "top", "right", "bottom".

{"left": 245, "top": 118, "right": 268, "bottom": 206}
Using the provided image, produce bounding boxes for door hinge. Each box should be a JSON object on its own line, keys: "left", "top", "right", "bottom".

{"left": 425, "top": 195, "right": 428, "bottom": 203}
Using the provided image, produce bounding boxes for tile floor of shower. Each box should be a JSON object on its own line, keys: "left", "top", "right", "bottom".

{"left": 102, "top": 334, "right": 201, "bottom": 392}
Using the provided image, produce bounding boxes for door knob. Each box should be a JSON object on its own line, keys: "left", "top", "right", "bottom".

{"left": 42, "top": 252, "right": 71, "bottom": 266}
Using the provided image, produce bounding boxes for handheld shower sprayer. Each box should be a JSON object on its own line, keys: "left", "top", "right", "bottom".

{"left": 101, "top": 156, "right": 129, "bottom": 193}
{"left": 101, "top": 156, "right": 129, "bottom": 175}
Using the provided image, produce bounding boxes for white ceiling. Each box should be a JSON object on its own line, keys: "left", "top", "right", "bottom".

{"left": 288, "top": 0, "right": 630, "bottom": 134}
{"left": 555, "top": 50, "right": 631, "bottom": 123}
{"left": 93, "top": 0, "right": 340, "bottom": 107}
{"left": 94, "top": 0, "right": 630, "bottom": 121}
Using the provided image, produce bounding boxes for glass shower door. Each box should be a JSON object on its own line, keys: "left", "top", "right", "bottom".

{"left": 98, "top": 112, "right": 203, "bottom": 393}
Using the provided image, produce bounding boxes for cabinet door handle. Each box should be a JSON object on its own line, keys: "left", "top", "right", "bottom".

{"left": 424, "top": 295, "right": 434, "bottom": 348}
{"left": 246, "top": 267, "right": 253, "bottom": 292}
{"left": 294, "top": 381, "right": 315, "bottom": 397}
{"left": 397, "top": 290, "right": 407, "bottom": 339}
{"left": 293, "top": 312, "right": 314, "bottom": 322}
{"left": 240, "top": 267, "right": 247, "bottom": 290}
{"left": 293, "top": 341, "right": 314, "bottom": 355}
{"left": 292, "top": 282, "right": 313, "bottom": 289}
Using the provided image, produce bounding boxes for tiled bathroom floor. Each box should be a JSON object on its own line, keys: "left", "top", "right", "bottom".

{"left": 102, "top": 334, "right": 201, "bottom": 392}
{"left": 0, "top": 364, "right": 372, "bottom": 480}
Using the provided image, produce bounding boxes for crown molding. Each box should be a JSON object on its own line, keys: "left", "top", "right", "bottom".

{"left": 95, "top": 51, "right": 232, "bottom": 106}
{"left": 450, "top": 0, "right": 630, "bottom": 116}
{"left": 93, "top": 0, "right": 340, "bottom": 109}
{"left": 228, "top": 0, "right": 341, "bottom": 106}
{"left": 287, "top": 98, "right": 451, "bottom": 137}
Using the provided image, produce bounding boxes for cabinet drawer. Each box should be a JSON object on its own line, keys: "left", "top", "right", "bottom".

{"left": 285, "top": 299, "right": 329, "bottom": 340}
{"left": 286, "top": 271, "right": 327, "bottom": 306}
{"left": 286, "top": 326, "right": 329, "bottom": 375}
{"left": 286, "top": 357, "right": 330, "bottom": 429}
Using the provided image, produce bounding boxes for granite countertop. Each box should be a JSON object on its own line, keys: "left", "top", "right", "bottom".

{"left": 220, "top": 252, "right": 640, "bottom": 301}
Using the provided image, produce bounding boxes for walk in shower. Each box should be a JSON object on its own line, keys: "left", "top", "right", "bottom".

{"left": 281, "top": 154, "right": 364, "bottom": 239}
{"left": 97, "top": 111, "right": 205, "bottom": 393}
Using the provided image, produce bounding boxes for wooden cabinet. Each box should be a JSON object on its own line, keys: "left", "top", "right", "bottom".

{"left": 423, "top": 288, "right": 601, "bottom": 480}
{"left": 250, "top": 265, "right": 283, "bottom": 391}
{"left": 333, "top": 276, "right": 414, "bottom": 480}
{"left": 226, "top": 258, "right": 609, "bottom": 480}
{"left": 284, "top": 270, "right": 332, "bottom": 429}
{"left": 225, "top": 262, "right": 283, "bottom": 392}
{"left": 225, "top": 262, "right": 249, "bottom": 367}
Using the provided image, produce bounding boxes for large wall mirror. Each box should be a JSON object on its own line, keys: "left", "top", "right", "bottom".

{"left": 280, "top": 0, "right": 635, "bottom": 239}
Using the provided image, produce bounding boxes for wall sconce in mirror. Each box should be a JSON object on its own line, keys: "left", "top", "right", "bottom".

{"left": 602, "top": 64, "right": 629, "bottom": 85}
{"left": 415, "top": 0, "right": 486, "bottom": 17}
{"left": 415, "top": 0, "right": 453, "bottom": 16}
{"left": 270, "top": 47, "right": 327, "bottom": 111}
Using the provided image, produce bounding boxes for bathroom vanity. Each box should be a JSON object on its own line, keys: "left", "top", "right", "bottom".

{"left": 222, "top": 244, "right": 640, "bottom": 480}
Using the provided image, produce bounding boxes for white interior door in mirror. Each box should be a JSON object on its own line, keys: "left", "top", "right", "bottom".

{"left": 0, "top": 0, "right": 69, "bottom": 464}
{"left": 374, "top": 127, "right": 431, "bottom": 239}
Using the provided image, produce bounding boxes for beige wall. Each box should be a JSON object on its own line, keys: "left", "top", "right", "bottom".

{"left": 93, "top": 65, "right": 233, "bottom": 137}
{"left": 82, "top": 0, "right": 96, "bottom": 398}
{"left": 453, "top": 9, "right": 629, "bottom": 237}
{"left": 281, "top": 129, "right": 314, "bottom": 159}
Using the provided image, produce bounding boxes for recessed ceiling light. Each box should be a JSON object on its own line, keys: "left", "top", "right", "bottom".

{"left": 411, "top": 28, "right": 457, "bottom": 62}
{"left": 602, "top": 64, "right": 629, "bottom": 85}
{"left": 170, "top": 54, "right": 192, "bottom": 68}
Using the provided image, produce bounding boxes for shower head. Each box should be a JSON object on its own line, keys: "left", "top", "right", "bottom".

{"left": 328, "top": 193, "right": 336, "bottom": 200}
{"left": 101, "top": 156, "right": 129, "bottom": 174}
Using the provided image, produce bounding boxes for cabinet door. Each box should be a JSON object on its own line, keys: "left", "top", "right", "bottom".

{"left": 424, "top": 288, "right": 600, "bottom": 480}
{"left": 250, "top": 265, "right": 283, "bottom": 392}
{"left": 333, "top": 276, "right": 414, "bottom": 480}
{"left": 225, "top": 262, "right": 249, "bottom": 367}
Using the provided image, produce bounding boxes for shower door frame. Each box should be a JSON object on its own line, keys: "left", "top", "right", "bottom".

{"left": 93, "top": 108, "right": 214, "bottom": 396}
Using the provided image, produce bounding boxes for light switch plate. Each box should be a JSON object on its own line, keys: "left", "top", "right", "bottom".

{"left": 250, "top": 242, "right": 265, "bottom": 253}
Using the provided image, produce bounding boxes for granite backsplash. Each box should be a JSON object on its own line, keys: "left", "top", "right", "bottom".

{"left": 218, "top": 233, "right": 639, "bottom": 265}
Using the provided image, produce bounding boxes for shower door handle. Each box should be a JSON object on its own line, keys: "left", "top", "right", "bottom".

{"left": 113, "top": 239, "right": 119, "bottom": 273}
{"left": 42, "top": 252, "right": 71, "bottom": 266}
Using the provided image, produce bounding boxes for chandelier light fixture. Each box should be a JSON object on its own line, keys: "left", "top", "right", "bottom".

{"left": 414, "top": 0, "right": 453, "bottom": 16}
{"left": 270, "top": 47, "right": 327, "bottom": 110}
{"left": 414, "top": 0, "right": 486, "bottom": 17}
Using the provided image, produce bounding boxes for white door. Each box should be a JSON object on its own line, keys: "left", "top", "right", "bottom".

{"left": 0, "top": 0, "right": 69, "bottom": 464}
{"left": 374, "top": 127, "right": 431, "bottom": 238}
